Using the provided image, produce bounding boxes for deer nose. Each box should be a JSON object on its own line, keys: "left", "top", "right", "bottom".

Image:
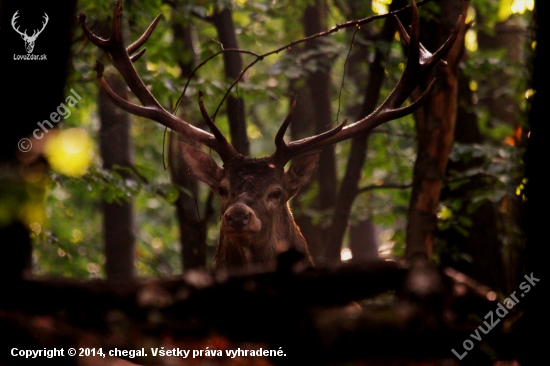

{"left": 224, "top": 207, "right": 251, "bottom": 231}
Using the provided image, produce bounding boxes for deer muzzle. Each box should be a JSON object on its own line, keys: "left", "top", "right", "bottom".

{"left": 222, "top": 204, "right": 261, "bottom": 234}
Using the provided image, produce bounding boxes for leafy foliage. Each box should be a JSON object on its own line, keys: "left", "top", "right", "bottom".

{"left": 32, "top": 0, "right": 531, "bottom": 278}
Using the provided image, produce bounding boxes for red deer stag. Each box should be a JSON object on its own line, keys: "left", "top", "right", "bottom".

{"left": 79, "top": 1, "right": 458, "bottom": 269}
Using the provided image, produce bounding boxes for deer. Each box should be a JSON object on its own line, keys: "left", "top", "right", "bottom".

{"left": 11, "top": 11, "right": 49, "bottom": 54}
{"left": 79, "top": 0, "right": 459, "bottom": 270}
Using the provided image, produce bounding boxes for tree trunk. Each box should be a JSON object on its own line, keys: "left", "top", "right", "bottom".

{"left": 439, "top": 73, "right": 505, "bottom": 292}
{"left": 211, "top": 8, "right": 249, "bottom": 155}
{"left": 170, "top": 19, "right": 207, "bottom": 270}
{"left": 350, "top": 218, "right": 379, "bottom": 261}
{"left": 170, "top": 133, "right": 207, "bottom": 270}
{"left": 99, "top": 73, "right": 136, "bottom": 282}
{"left": 323, "top": 0, "right": 405, "bottom": 263}
{"left": 405, "top": 2, "right": 467, "bottom": 259}
{"left": 289, "top": 0, "right": 338, "bottom": 262}
{"left": 518, "top": 1, "right": 546, "bottom": 363}
{"left": 289, "top": 85, "right": 323, "bottom": 257}
{"left": 303, "top": 1, "right": 337, "bottom": 212}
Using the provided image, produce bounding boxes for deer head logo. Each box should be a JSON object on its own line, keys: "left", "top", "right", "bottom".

{"left": 11, "top": 11, "right": 49, "bottom": 54}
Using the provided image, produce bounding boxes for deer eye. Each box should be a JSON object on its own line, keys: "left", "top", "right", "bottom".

{"left": 268, "top": 190, "right": 282, "bottom": 201}
{"left": 218, "top": 186, "right": 228, "bottom": 196}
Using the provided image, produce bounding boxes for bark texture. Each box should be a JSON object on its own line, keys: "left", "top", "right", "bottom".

{"left": 170, "top": 18, "right": 206, "bottom": 270}
{"left": 99, "top": 73, "right": 136, "bottom": 282}
{"left": 290, "top": 0, "right": 338, "bottom": 261}
{"left": 211, "top": 8, "right": 249, "bottom": 155}
{"left": 405, "top": 2, "right": 467, "bottom": 259}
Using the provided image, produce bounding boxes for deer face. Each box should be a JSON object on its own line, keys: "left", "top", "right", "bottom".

{"left": 181, "top": 144, "right": 319, "bottom": 268}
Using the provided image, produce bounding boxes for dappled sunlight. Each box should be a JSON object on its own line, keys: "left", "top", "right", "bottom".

{"left": 499, "top": 0, "right": 534, "bottom": 21}
{"left": 44, "top": 128, "right": 93, "bottom": 177}
{"left": 372, "top": 0, "right": 392, "bottom": 15}
{"left": 511, "top": 0, "right": 534, "bottom": 14}
{"left": 340, "top": 247, "right": 352, "bottom": 261}
{"left": 465, "top": 30, "right": 478, "bottom": 52}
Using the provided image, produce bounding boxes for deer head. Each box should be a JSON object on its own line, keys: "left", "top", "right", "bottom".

{"left": 11, "top": 11, "right": 49, "bottom": 54}
{"left": 79, "top": 0, "right": 459, "bottom": 269}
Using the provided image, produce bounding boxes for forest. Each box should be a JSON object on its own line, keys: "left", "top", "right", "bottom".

{"left": 0, "top": 0, "right": 545, "bottom": 365}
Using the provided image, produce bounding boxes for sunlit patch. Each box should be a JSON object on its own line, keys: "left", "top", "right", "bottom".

{"left": 71, "top": 228, "right": 83, "bottom": 243}
{"left": 152, "top": 237, "right": 163, "bottom": 250}
{"left": 378, "top": 241, "right": 395, "bottom": 257}
{"left": 466, "top": 6, "right": 476, "bottom": 24}
{"left": 44, "top": 128, "right": 93, "bottom": 177}
{"left": 465, "top": 29, "right": 478, "bottom": 52}
{"left": 511, "top": 0, "right": 534, "bottom": 14}
{"left": 437, "top": 205, "right": 452, "bottom": 220}
{"left": 340, "top": 247, "right": 352, "bottom": 261}
{"left": 87, "top": 263, "right": 100, "bottom": 274}
{"left": 378, "top": 229, "right": 395, "bottom": 257}
{"left": 499, "top": 0, "right": 534, "bottom": 21}
{"left": 29, "top": 222, "right": 42, "bottom": 235}
{"left": 372, "top": 0, "right": 391, "bottom": 15}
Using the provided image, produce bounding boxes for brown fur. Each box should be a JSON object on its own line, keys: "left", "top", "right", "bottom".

{"left": 180, "top": 145, "right": 318, "bottom": 270}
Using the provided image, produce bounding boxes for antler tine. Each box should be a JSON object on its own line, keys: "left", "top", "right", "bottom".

{"left": 92, "top": 60, "right": 216, "bottom": 147}
{"left": 78, "top": 13, "right": 110, "bottom": 50}
{"left": 80, "top": 0, "right": 236, "bottom": 162}
{"left": 110, "top": 0, "right": 125, "bottom": 45}
{"left": 270, "top": 0, "right": 460, "bottom": 163}
{"left": 380, "top": 0, "right": 422, "bottom": 110}
{"left": 395, "top": 13, "right": 431, "bottom": 66}
{"left": 271, "top": 116, "right": 348, "bottom": 166}
{"left": 127, "top": 13, "right": 162, "bottom": 55}
{"left": 198, "top": 91, "right": 239, "bottom": 162}
{"left": 274, "top": 95, "right": 298, "bottom": 150}
{"left": 421, "top": 15, "right": 462, "bottom": 70}
{"left": 129, "top": 48, "right": 146, "bottom": 63}
{"left": 395, "top": 12, "right": 462, "bottom": 71}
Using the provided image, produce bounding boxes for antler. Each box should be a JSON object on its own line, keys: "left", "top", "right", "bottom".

{"left": 78, "top": 0, "right": 238, "bottom": 163}
{"left": 270, "top": 0, "right": 461, "bottom": 166}
{"left": 11, "top": 11, "right": 27, "bottom": 38}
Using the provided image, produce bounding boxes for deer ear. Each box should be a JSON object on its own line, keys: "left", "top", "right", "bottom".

{"left": 180, "top": 143, "right": 224, "bottom": 187}
{"left": 284, "top": 152, "right": 320, "bottom": 199}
